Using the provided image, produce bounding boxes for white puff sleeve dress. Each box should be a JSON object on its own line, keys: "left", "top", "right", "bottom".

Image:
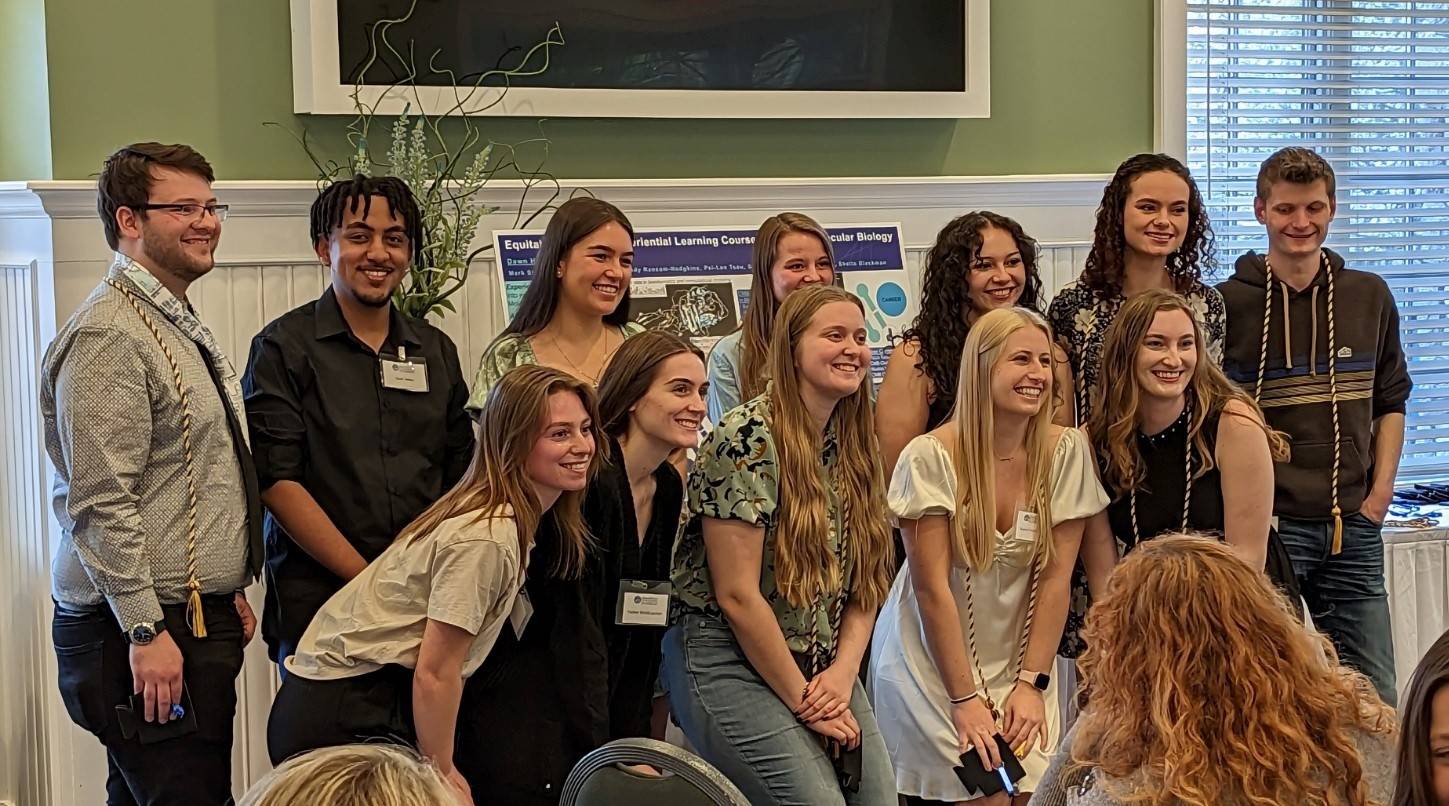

{"left": 868, "top": 428, "right": 1108, "bottom": 801}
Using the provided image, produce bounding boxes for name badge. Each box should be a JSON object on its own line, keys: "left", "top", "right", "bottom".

{"left": 509, "top": 588, "right": 533, "bottom": 638}
{"left": 615, "top": 579, "right": 672, "bottom": 627}
{"left": 380, "top": 351, "right": 429, "bottom": 393}
{"left": 1014, "top": 509, "right": 1040, "bottom": 543}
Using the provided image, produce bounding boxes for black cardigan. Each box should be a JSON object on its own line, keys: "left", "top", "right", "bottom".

{"left": 454, "top": 439, "right": 683, "bottom": 804}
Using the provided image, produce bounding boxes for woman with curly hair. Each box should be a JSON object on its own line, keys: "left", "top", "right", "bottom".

{"left": 1048, "top": 154, "right": 1225, "bottom": 427}
{"left": 1393, "top": 629, "right": 1449, "bottom": 805}
{"left": 877, "top": 211, "right": 1070, "bottom": 480}
{"left": 1080, "top": 289, "right": 1300, "bottom": 609}
{"left": 1033, "top": 536, "right": 1397, "bottom": 806}
{"left": 1049, "top": 153, "right": 1226, "bottom": 659}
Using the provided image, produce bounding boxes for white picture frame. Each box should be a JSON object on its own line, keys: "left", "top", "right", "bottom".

{"left": 290, "top": 0, "right": 990, "bottom": 119}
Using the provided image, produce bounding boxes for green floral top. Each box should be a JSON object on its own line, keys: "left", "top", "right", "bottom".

{"left": 671, "top": 394, "right": 850, "bottom": 656}
{"left": 465, "top": 322, "right": 645, "bottom": 413}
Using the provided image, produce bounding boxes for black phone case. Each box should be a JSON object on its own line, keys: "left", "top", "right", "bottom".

{"left": 953, "top": 734, "right": 1027, "bottom": 796}
{"left": 114, "top": 687, "right": 198, "bottom": 744}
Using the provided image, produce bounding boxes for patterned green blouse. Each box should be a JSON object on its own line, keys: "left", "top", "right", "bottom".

{"left": 465, "top": 322, "right": 645, "bottom": 413}
{"left": 671, "top": 394, "right": 850, "bottom": 656}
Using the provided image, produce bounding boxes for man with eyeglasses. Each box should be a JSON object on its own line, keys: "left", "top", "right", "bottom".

{"left": 41, "top": 142, "right": 262, "bottom": 803}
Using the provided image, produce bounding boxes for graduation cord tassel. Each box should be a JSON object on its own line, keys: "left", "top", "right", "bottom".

{"left": 1325, "top": 255, "right": 1345, "bottom": 555}
{"left": 187, "top": 581, "right": 207, "bottom": 638}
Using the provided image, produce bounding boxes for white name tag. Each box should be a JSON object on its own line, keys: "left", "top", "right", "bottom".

{"left": 380, "top": 356, "right": 429, "bottom": 392}
{"left": 508, "top": 589, "right": 533, "bottom": 637}
{"left": 616, "top": 580, "right": 671, "bottom": 627}
{"left": 1015, "top": 509, "right": 1041, "bottom": 543}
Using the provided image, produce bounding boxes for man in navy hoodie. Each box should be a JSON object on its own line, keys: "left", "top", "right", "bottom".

{"left": 1219, "top": 147, "right": 1411, "bottom": 705}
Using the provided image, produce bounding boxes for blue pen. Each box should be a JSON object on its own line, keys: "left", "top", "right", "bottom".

{"left": 997, "top": 766, "right": 1017, "bottom": 796}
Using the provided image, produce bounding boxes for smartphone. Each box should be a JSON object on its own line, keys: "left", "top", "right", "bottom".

{"left": 114, "top": 687, "right": 198, "bottom": 745}
{"left": 953, "top": 734, "right": 1027, "bottom": 796}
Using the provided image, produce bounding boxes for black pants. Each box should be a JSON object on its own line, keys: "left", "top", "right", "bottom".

{"left": 52, "top": 596, "right": 245, "bottom": 806}
{"left": 266, "top": 665, "right": 415, "bottom": 765}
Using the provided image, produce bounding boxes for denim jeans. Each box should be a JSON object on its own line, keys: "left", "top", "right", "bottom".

{"left": 662, "top": 613, "right": 896, "bottom": 806}
{"left": 1277, "top": 513, "right": 1397, "bottom": 705}
{"left": 52, "top": 597, "right": 245, "bottom": 806}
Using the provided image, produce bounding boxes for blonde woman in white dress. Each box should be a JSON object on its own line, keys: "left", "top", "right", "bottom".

{"left": 870, "top": 307, "right": 1108, "bottom": 805}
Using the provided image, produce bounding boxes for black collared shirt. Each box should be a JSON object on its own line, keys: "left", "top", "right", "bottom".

{"left": 242, "top": 287, "right": 474, "bottom": 660}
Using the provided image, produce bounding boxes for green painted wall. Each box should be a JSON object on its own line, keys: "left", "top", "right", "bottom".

{"left": 40, "top": 0, "right": 1153, "bottom": 180}
{"left": 0, "top": 0, "right": 52, "bottom": 180}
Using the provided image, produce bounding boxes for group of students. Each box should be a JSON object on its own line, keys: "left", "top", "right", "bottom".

{"left": 41, "top": 139, "right": 1413, "bottom": 806}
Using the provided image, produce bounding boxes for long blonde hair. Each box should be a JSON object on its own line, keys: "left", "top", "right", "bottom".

{"left": 950, "top": 307, "right": 1059, "bottom": 570}
{"left": 1075, "top": 536, "right": 1393, "bottom": 806}
{"left": 397, "top": 365, "right": 600, "bottom": 579}
{"left": 1088, "top": 289, "right": 1288, "bottom": 495}
{"left": 239, "top": 744, "right": 454, "bottom": 806}
{"left": 767, "top": 284, "right": 893, "bottom": 611}
{"left": 738, "top": 212, "right": 837, "bottom": 402}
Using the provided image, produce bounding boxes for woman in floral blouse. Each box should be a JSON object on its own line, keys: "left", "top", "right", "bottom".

{"left": 663, "top": 285, "right": 897, "bottom": 804}
{"left": 1047, "top": 153, "right": 1226, "bottom": 658}
{"left": 466, "top": 197, "right": 644, "bottom": 414}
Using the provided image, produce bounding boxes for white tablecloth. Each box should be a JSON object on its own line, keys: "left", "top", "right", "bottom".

{"left": 1387, "top": 521, "right": 1449, "bottom": 698}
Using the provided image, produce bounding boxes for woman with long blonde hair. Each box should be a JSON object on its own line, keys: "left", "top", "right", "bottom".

{"left": 665, "top": 284, "right": 896, "bottom": 803}
{"left": 1079, "top": 289, "right": 1300, "bottom": 607}
{"left": 871, "top": 307, "right": 1108, "bottom": 804}
{"left": 706, "top": 212, "right": 836, "bottom": 421}
{"left": 1034, "top": 536, "right": 1396, "bottom": 806}
{"left": 268, "top": 366, "right": 600, "bottom": 805}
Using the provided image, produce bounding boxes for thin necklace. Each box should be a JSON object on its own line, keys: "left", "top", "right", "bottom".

{"left": 1129, "top": 399, "right": 1194, "bottom": 545}
{"left": 548, "top": 327, "right": 613, "bottom": 382}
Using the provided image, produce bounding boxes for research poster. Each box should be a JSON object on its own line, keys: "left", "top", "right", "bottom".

{"left": 493, "top": 223, "right": 916, "bottom": 383}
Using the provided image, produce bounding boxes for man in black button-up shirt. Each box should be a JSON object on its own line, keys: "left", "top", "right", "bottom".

{"left": 242, "top": 176, "right": 475, "bottom": 665}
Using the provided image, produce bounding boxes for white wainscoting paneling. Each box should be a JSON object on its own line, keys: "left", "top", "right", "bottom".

{"left": 0, "top": 175, "right": 1106, "bottom": 803}
{"left": 0, "top": 263, "right": 55, "bottom": 806}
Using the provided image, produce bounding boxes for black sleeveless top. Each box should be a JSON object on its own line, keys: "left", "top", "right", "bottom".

{"left": 1101, "top": 405, "right": 1301, "bottom": 606}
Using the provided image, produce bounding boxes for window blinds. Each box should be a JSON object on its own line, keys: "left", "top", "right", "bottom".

{"left": 1188, "top": 0, "right": 1449, "bottom": 482}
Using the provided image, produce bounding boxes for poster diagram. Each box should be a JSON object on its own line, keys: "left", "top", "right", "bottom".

{"left": 633, "top": 282, "right": 738, "bottom": 339}
{"left": 493, "top": 223, "right": 916, "bottom": 383}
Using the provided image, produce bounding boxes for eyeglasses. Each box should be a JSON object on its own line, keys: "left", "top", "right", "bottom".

{"left": 132, "top": 203, "right": 230, "bottom": 223}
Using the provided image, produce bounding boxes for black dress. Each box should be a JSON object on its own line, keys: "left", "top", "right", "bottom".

{"left": 454, "top": 440, "right": 682, "bottom": 804}
{"left": 1102, "top": 406, "right": 1302, "bottom": 608}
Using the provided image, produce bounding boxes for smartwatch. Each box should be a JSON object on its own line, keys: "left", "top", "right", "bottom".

{"left": 1017, "top": 669, "right": 1050, "bottom": 692}
{"left": 126, "top": 620, "right": 167, "bottom": 646}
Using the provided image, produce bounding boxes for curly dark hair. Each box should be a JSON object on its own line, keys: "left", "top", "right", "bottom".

{"left": 1080, "top": 153, "right": 1216, "bottom": 298}
{"left": 899, "top": 211, "right": 1045, "bottom": 412}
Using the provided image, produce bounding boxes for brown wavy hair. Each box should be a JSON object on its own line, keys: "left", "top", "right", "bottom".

{"left": 1080, "top": 153, "right": 1215, "bottom": 299}
{"left": 1088, "top": 288, "right": 1288, "bottom": 495}
{"left": 1074, "top": 536, "right": 1395, "bottom": 806}
{"left": 398, "top": 365, "right": 600, "bottom": 580}
{"left": 738, "top": 212, "right": 837, "bottom": 403}
{"left": 767, "top": 284, "right": 893, "bottom": 611}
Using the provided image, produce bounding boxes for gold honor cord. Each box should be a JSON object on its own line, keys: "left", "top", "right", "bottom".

{"left": 1256, "top": 253, "right": 1344, "bottom": 553}
{"left": 105, "top": 279, "right": 209, "bottom": 637}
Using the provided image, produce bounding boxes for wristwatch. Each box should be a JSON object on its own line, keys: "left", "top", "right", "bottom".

{"left": 1017, "top": 669, "right": 1050, "bottom": 691}
{"left": 126, "top": 620, "right": 167, "bottom": 646}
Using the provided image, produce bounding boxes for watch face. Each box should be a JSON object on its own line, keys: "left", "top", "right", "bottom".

{"left": 130, "top": 624, "right": 156, "bottom": 645}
